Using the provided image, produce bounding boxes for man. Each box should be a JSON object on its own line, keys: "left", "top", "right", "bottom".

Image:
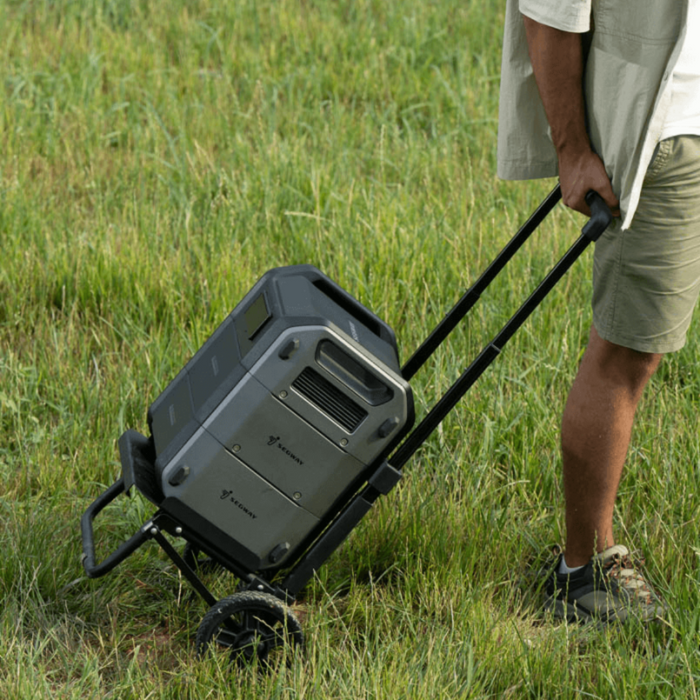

{"left": 498, "top": 0, "right": 700, "bottom": 622}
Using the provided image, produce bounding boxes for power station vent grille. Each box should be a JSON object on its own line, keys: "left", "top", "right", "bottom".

{"left": 292, "top": 367, "right": 368, "bottom": 433}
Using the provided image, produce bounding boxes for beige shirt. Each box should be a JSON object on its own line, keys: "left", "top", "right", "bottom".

{"left": 661, "top": 0, "right": 700, "bottom": 140}
{"left": 497, "top": 0, "right": 689, "bottom": 229}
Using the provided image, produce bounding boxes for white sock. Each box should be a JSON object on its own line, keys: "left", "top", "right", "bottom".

{"left": 558, "top": 554, "right": 585, "bottom": 575}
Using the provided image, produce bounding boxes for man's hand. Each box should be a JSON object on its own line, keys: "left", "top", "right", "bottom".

{"left": 558, "top": 146, "right": 620, "bottom": 218}
{"left": 522, "top": 15, "right": 620, "bottom": 218}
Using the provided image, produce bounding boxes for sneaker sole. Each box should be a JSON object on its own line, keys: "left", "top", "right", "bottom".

{"left": 544, "top": 596, "right": 596, "bottom": 624}
{"left": 544, "top": 596, "right": 664, "bottom": 625}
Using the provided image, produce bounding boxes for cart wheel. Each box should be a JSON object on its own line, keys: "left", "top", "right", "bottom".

{"left": 196, "top": 591, "right": 303, "bottom": 668}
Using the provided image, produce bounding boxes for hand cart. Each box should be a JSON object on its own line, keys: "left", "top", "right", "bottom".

{"left": 81, "top": 186, "right": 612, "bottom": 665}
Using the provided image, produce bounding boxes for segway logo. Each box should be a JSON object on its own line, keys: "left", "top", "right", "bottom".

{"left": 267, "top": 435, "right": 305, "bottom": 466}
{"left": 220, "top": 489, "right": 257, "bottom": 520}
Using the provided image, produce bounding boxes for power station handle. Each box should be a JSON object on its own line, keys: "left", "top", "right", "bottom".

{"left": 80, "top": 478, "right": 152, "bottom": 579}
{"left": 582, "top": 190, "right": 614, "bottom": 241}
{"left": 311, "top": 277, "right": 398, "bottom": 349}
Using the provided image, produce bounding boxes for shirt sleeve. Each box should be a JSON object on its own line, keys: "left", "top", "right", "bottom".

{"left": 519, "top": 0, "right": 592, "bottom": 33}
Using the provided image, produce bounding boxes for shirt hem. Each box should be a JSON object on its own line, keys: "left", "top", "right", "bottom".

{"left": 519, "top": 1, "right": 591, "bottom": 34}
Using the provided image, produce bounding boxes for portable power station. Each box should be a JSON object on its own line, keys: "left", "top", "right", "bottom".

{"left": 144, "top": 264, "right": 413, "bottom": 572}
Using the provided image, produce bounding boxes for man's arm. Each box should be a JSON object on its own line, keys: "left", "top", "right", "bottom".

{"left": 522, "top": 15, "right": 620, "bottom": 218}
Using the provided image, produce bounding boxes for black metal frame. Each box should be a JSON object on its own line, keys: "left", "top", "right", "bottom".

{"left": 81, "top": 185, "right": 612, "bottom": 608}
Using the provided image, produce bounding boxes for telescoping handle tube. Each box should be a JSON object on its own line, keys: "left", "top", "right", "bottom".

{"left": 582, "top": 190, "right": 614, "bottom": 241}
{"left": 401, "top": 185, "right": 563, "bottom": 381}
{"left": 390, "top": 189, "right": 613, "bottom": 470}
{"left": 80, "top": 477, "right": 153, "bottom": 579}
{"left": 401, "top": 186, "right": 612, "bottom": 381}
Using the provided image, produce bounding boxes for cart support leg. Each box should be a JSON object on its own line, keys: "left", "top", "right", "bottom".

{"left": 150, "top": 524, "right": 219, "bottom": 608}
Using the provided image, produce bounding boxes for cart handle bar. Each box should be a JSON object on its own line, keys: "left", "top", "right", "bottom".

{"left": 401, "top": 186, "right": 611, "bottom": 381}
{"left": 80, "top": 477, "right": 153, "bottom": 579}
{"left": 390, "top": 189, "right": 612, "bottom": 470}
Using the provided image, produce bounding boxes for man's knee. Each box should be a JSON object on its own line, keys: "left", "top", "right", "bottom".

{"left": 587, "top": 326, "right": 663, "bottom": 395}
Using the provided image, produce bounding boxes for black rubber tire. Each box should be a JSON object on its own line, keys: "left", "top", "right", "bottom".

{"left": 195, "top": 591, "right": 303, "bottom": 668}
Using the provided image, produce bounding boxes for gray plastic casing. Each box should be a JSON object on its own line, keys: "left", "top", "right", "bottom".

{"left": 148, "top": 266, "right": 413, "bottom": 570}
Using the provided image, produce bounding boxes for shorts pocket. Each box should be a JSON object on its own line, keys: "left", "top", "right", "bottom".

{"left": 644, "top": 138, "right": 673, "bottom": 183}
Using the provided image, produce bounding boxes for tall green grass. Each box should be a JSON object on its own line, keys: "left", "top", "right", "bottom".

{"left": 1, "top": 0, "right": 699, "bottom": 697}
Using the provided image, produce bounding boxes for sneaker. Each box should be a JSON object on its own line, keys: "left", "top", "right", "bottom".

{"left": 543, "top": 544, "right": 666, "bottom": 624}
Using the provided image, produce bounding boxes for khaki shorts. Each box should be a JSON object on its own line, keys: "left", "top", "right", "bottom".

{"left": 593, "top": 135, "right": 700, "bottom": 353}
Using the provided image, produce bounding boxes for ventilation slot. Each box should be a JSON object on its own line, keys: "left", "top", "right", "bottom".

{"left": 292, "top": 367, "right": 368, "bottom": 433}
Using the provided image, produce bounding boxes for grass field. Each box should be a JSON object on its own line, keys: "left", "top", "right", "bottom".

{"left": 2, "top": 0, "right": 700, "bottom": 697}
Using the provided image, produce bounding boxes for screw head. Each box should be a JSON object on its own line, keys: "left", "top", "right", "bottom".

{"left": 279, "top": 390, "right": 288, "bottom": 399}
{"left": 293, "top": 492, "right": 302, "bottom": 500}
{"left": 232, "top": 444, "right": 241, "bottom": 453}
{"left": 340, "top": 438, "right": 348, "bottom": 447}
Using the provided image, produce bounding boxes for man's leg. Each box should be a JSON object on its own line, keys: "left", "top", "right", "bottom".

{"left": 560, "top": 326, "right": 663, "bottom": 567}
{"left": 545, "top": 136, "right": 700, "bottom": 620}
{"left": 567, "top": 136, "right": 700, "bottom": 568}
